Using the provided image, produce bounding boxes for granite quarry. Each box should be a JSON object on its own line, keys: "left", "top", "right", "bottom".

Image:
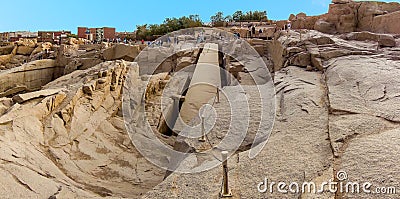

{"left": 0, "top": 0, "right": 400, "bottom": 198}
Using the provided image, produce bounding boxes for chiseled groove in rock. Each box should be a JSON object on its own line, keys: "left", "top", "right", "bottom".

{"left": 321, "top": 72, "right": 336, "bottom": 160}
{"left": 8, "top": 171, "right": 37, "bottom": 194}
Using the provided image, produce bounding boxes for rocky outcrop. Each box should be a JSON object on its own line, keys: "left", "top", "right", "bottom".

{"left": 0, "top": 25, "right": 399, "bottom": 198}
{"left": 16, "top": 45, "right": 35, "bottom": 55}
{"left": 372, "top": 10, "right": 400, "bottom": 34}
{"left": 290, "top": 0, "right": 400, "bottom": 34}
{"left": 326, "top": 2, "right": 357, "bottom": 33}
{"left": 54, "top": 43, "right": 106, "bottom": 76}
{"left": 63, "top": 58, "right": 103, "bottom": 74}
{"left": 144, "top": 66, "right": 334, "bottom": 198}
{"left": 0, "top": 40, "right": 56, "bottom": 70}
{"left": 291, "top": 13, "right": 322, "bottom": 30}
{"left": 314, "top": 19, "right": 336, "bottom": 34}
{"left": 357, "top": 2, "right": 400, "bottom": 32}
{"left": 0, "top": 61, "right": 165, "bottom": 198}
{"left": 0, "top": 59, "right": 58, "bottom": 96}
{"left": 341, "top": 31, "right": 396, "bottom": 47}
{"left": 12, "top": 88, "right": 63, "bottom": 103}
{"left": 15, "top": 39, "right": 37, "bottom": 56}
{"left": 143, "top": 28, "right": 400, "bottom": 199}
{"left": 136, "top": 46, "right": 174, "bottom": 75}
{"left": 102, "top": 44, "right": 141, "bottom": 61}
{"left": 0, "top": 45, "right": 15, "bottom": 56}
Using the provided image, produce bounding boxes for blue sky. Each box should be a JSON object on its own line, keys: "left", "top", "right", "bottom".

{"left": 0, "top": 0, "right": 398, "bottom": 33}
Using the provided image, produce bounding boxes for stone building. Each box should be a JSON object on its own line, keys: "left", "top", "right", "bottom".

{"left": 78, "top": 27, "right": 116, "bottom": 42}
{"left": 37, "top": 30, "right": 71, "bottom": 44}
{"left": 0, "top": 31, "right": 38, "bottom": 42}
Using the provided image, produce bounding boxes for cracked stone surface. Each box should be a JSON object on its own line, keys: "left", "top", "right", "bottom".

{"left": 0, "top": 61, "right": 165, "bottom": 198}
{"left": 144, "top": 66, "right": 334, "bottom": 199}
{"left": 326, "top": 55, "right": 400, "bottom": 122}
{"left": 0, "top": 24, "right": 400, "bottom": 198}
{"left": 143, "top": 30, "right": 400, "bottom": 199}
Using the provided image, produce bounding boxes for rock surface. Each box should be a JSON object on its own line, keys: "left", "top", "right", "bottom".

{"left": 0, "top": 11, "right": 399, "bottom": 198}
{"left": 290, "top": 1, "right": 400, "bottom": 34}
{"left": 143, "top": 30, "right": 400, "bottom": 199}
{"left": 103, "top": 44, "right": 141, "bottom": 61}
{"left": 0, "top": 61, "right": 165, "bottom": 198}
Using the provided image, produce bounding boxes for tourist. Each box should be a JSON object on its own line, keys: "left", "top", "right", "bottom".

{"left": 233, "top": 32, "right": 239, "bottom": 39}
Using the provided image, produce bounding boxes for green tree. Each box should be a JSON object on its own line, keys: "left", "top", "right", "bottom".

{"left": 136, "top": 24, "right": 150, "bottom": 40}
{"left": 232, "top": 11, "right": 243, "bottom": 21}
{"left": 231, "top": 10, "right": 268, "bottom": 22}
{"left": 136, "top": 15, "right": 204, "bottom": 40}
{"left": 211, "top": 12, "right": 225, "bottom": 27}
{"left": 225, "top": 15, "right": 233, "bottom": 23}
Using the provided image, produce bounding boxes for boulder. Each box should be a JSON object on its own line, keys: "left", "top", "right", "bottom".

{"left": 308, "top": 36, "right": 335, "bottom": 45}
{"left": 0, "top": 54, "right": 13, "bottom": 65}
{"left": 261, "top": 26, "right": 276, "bottom": 38}
{"left": 78, "top": 58, "right": 103, "bottom": 70}
{"left": 296, "top": 12, "right": 307, "bottom": 19}
{"left": 314, "top": 19, "right": 336, "bottom": 34}
{"left": 326, "top": 3, "right": 356, "bottom": 33}
{"left": 0, "top": 45, "right": 15, "bottom": 56}
{"left": 285, "top": 47, "right": 304, "bottom": 55}
{"left": 64, "top": 60, "right": 80, "bottom": 75}
{"left": 311, "top": 56, "right": 324, "bottom": 71}
{"left": 30, "top": 42, "right": 53, "bottom": 57}
{"left": 64, "top": 58, "right": 103, "bottom": 75}
{"left": 82, "top": 84, "right": 94, "bottom": 96}
{"left": 41, "top": 42, "right": 52, "bottom": 50}
{"left": 176, "top": 57, "right": 194, "bottom": 71}
{"left": 289, "top": 14, "right": 296, "bottom": 21}
{"left": 30, "top": 46, "right": 43, "bottom": 56}
{"left": 0, "top": 59, "right": 57, "bottom": 93}
{"left": 0, "top": 86, "right": 27, "bottom": 98}
{"left": 290, "top": 52, "right": 311, "bottom": 67}
{"left": 357, "top": 2, "right": 384, "bottom": 31}
{"left": 356, "top": 1, "right": 400, "bottom": 32}
{"left": 5, "top": 55, "right": 28, "bottom": 69}
{"left": 378, "top": 34, "right": 396, "bottom": 47}
{"left": 103, "top": 44, "right": 141, "bottom": 61}
{"left": 253, "top": 45, "right": 265, "bottom": 55}
{"left": 16, "top": 46, "right": 35, "bottom": 55}
{"left": 15, "top": 39, "right": 37, "bottom": 48}
{"left": 291, "top": 16, "right": 320, "bottom": 30}
{"left": 344, "top": 31, "right": 379, "bottom": 41}
{"left": 12, "top": 89, "right": 63, "bottom": 103}
{"left": 343, "top": 31, "right": 396, "bottom": 47}
{"left": 372, "top": 10, "right": 400, "bottom": 34}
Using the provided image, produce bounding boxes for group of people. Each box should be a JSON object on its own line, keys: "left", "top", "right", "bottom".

{"left": 233, "top": 32, "right": 241, "bottom": 39}
{"left": 196, "top": 31, "right": 205, "bottom": 43}
{"left": 248, "top": 25, "right": 266, "bottom": 38}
